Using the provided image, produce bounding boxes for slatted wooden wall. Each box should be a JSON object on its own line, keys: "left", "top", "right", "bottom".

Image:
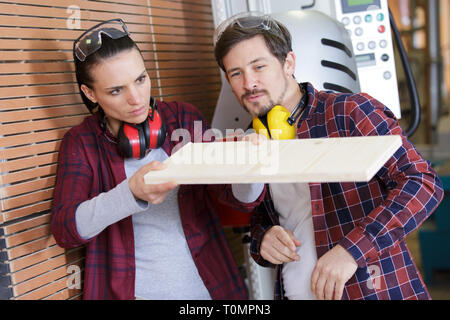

{"left": 0, "top": 0, "right": 222, "bottom": 300}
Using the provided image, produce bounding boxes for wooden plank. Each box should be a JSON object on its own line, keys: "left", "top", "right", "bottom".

{"left": 0, "top": 84, "right": 78, "bottom": 99}
{"left": 6, "top": 224, "right": 51, "bottom": 248}
{"left": 0, "top": 153, "right": 58, "bottom": 173}
{"left": 155, "top": 60, "right": 217, "bottom": 69}
{"left": 0, "top": 25, "right": 212, "bottom": 40}
{"left": 0, "top": 74, "right": 75, "bottom": 87}
{"left": 149, "top": 42, "right": 213, "bottom": 52}
{"left": 0, "top": 165, "right": 57, "bottom": 185}
{"left": 8, "top": 244, "right": 66, "bottom": 272}
{"left": 1, "top": 177, "right": 56, "bottom": 199}
{"left": 2, "top": 188, "right": 54, "bottom": 211}
{"left": 0, "top": 129, "right": 68, "bottom": 149}
{"left": 6, "top": 0, "right": 149, "bottom": 16}
{"left": 44, "top": 288, "right": 82, "bottom": 300}
{"left": 7, "top": 235, "right": 56, "bottom": 260}
{"left": 0, "top": 95, "right": 82, "bottom": 111}
{"left": 151, "top": 16, "right": 213, "bottom": 29}
{"left": 157, "top": 67, "right": 219, "bottom": 78}
{"left": 0, "top": 2, "right": 212, "bottom": 24}
{"left": 148, "top": 0, "right": 212, "bottom": 13}
{"left": 1, "top": 105, "right": 87, "bottom": 123}
{"left": 11, "top": 248, "right": 83, "bottom": 284}
{"left": 0, "top": 28, "right": 156, "bottom": 45}
{"left": 0, "top": 38, "right": 213, "bottom": 52}
{"left": 12, "top": 257, "right": 83, "bottom": 296}
{"left": 148, "top": 51, "right": 215, "bottom": 61}
{"left": 0, "top": 141, "right": 60, "bottom": 160}
{"left": 0, "top": 39, "right": 73, "bottom": 50}
{"left": 151, "top": 25, "right": 213, "bottom": 37}
{"left": 158, "top": 75, "right": 220, "bottom": 87}
{"left": 0, "top": 51, "right": 73, "bottom": 62}
{"left": 144, "top": 136, "right": 404, "bottom": 184}
{"left": 160, "top": 90, "right": 220, "bottom": 103}
{"left": 159, "top": 83, "right": 221, "bottom": 95}
{"left": 14, "top": 267, "right": 80, "bottom": 300}
{"left": 0, "top": 15, "right": 153, "bottom": 33}
{"left": 0, "top": 62, "right": 74, "bottom": 74}
{"left": 152, "top": 34, "right": 211, "bottom": 44}
{"left": 2, "top": 213, "right": 50, "bottom": 236}
{"left": 148, "top": 7, "right": 213, "bottom": 21}
{"left": 0, "top": 115, "right": 86, "bottom": 135}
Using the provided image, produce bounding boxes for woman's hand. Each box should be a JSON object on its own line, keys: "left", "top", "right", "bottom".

{"left": 128, "top": 161, "right": 178, "bottom": 204}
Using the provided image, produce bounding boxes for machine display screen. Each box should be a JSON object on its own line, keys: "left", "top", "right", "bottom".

{"left": 341, "top": 0, "right": 381, "bottom": 13}
{"left": 355, "top": 53, "right": 376, "bottom": 67}
{"left": 348, "top": 0, "right": 375, "bottom": 6}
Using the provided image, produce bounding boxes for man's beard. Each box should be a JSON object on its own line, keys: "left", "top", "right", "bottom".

{"left": 241, "top": 89, "right": 274, "bottom": 117}
{"left": 241, "top": 77, "right": 289, "bottom": 118}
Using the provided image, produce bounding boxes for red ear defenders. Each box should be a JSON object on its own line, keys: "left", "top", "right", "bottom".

{"left": 118, "top": 97, "right": 167, "bottom": 159}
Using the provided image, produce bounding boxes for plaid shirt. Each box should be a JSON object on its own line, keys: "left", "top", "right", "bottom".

{"left": 51, "top": 100, "right": 262, "bottom": 300}
{"left": 250, "top": 83, "right": 444, "bottom": 300}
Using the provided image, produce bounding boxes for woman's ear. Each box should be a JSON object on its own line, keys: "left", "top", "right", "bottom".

{"left": 284, "top": 51, "right": 296, "bottom": 77}
{"left": 80, "top": 84, "right": 97, "bottom": 104}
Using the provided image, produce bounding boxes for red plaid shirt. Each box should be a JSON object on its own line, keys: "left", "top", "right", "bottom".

{"left": 250, "top": 83, "right": 444, "bottom": 300}
{"left": 51, "top": 100, "right": 263, "bottom": 300}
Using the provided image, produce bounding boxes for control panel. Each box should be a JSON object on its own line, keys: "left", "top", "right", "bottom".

{"left": 334, "top": 0, "right": 401, "bottom": 118}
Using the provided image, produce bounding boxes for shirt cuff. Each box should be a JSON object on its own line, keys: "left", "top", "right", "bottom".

{"left": 231, "top": 183, "right": 265, "bottom": 204}
{"left": 338, "top": 226, "right": 379, "bottom": 268}
{"left": 75, "top": 179, "right": 149, "bottom": 240}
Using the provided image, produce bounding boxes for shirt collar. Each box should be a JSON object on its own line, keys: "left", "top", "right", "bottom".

{"left": 297, "top": 82, "right": 317, "bottom": 126}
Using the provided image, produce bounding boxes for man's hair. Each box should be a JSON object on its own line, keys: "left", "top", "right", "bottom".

{"left": 214, "top": 17, "right": 293, "bottom": 72}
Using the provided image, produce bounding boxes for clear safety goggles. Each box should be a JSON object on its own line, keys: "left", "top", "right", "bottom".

{"left": 73, "top": 18, "right": 130, "bottom": 62}
{"left": 213, "top": 11, "right": 284, "bottom": 45}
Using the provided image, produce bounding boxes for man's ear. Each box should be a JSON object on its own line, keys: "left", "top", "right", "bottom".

{"left": 284, "top": 51, "right": 296, "bottom": 77}
{"left": 80, "top": 84, "right": 97, "bottom": 104}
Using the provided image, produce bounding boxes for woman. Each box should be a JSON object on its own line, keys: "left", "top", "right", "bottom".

{"left": 51, "top": 19, "right": 263, "bottom": 300}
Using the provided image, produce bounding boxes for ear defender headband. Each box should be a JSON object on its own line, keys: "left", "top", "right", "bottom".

{"left": 252, "top": 84, "right": 308, "bottom": 140}
{"left": 117, "top": 97, "right": 167, "bottom": 159}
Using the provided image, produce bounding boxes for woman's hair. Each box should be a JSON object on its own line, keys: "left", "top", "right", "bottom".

{"left": 214, "top": 17, "right": 293, "bottom": 72}
{"left": 74, "top": 33, "right": 142, "bottom": 113}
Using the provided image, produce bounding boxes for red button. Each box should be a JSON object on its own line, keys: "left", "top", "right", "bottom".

{"left": 378, "top": 25, "right": 386, "bottom": 33}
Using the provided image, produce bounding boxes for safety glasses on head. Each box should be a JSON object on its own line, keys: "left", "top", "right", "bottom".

{"left": 213, "top": 11, "right": 284, "bottom": 46}
{"left": 74, "top": 18, "right": 130, "bottom": 62}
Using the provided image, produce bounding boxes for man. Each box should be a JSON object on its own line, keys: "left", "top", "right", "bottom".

{"left": 217, "top": 13, "right": 444, "bottom": 300}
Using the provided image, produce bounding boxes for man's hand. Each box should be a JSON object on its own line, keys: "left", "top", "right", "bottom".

{"left": 260, "top": 226, "right": 301, "bottom": 264}
{"left": 310, "top": 244, "right": 358, "bottom": 300}
{"left": 129, "top": 161, "right": 178, "bottom": 204}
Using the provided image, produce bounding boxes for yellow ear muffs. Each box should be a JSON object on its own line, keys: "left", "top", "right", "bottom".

{"left": 252, "top": 105, "right": 296, "bottom": 140}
